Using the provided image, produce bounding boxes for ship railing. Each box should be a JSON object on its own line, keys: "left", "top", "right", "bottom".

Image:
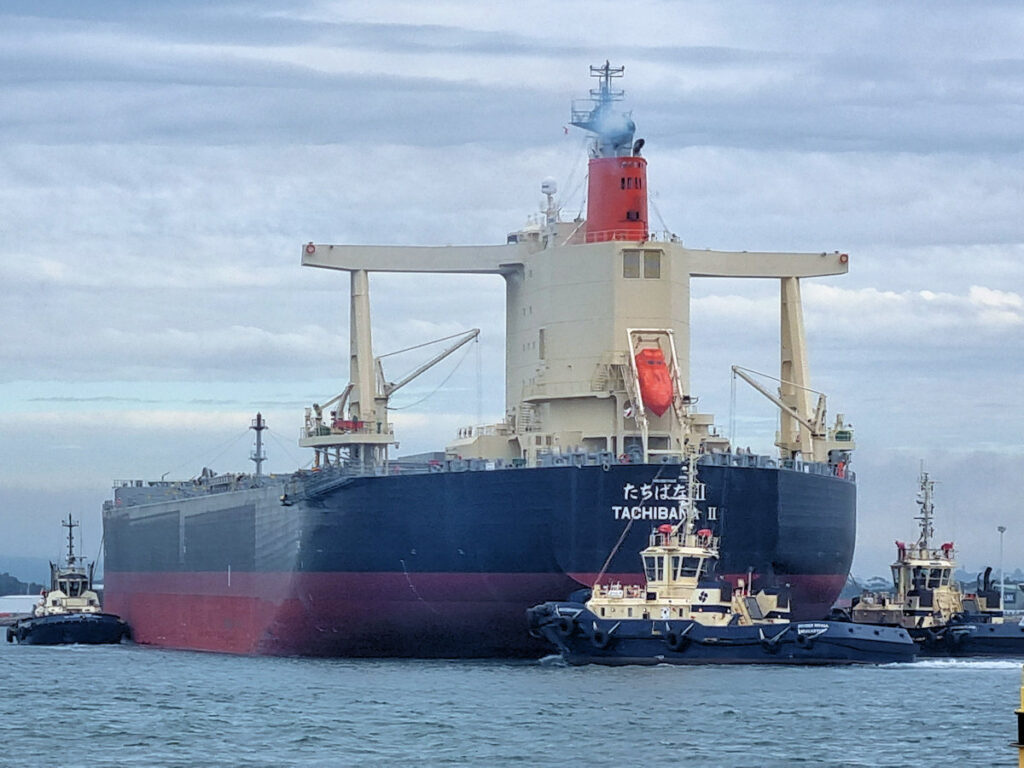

{"left": 111, "top": 478, "right": 179, "bottom": 489}
{"left": 453, "top": 424, "right": 513, "bottom": 439}
{"left": 699, "top": 452, "right": 856, "bottom": 481}
{"left": 583, "top": 229, "right": 648, "bottom": 243}
{"left": 301, "top": 421, "right": 396, "bottom": 439}
{"left": 594, "top": 583, "right": 646, "bottom": 599}
{"left": 699, "top": 453, "right": 777, "bottom": 470}
{"left": 578, "top": 229, "right": 681, "bottom": 244}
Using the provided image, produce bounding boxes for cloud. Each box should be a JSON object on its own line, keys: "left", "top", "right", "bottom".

{"left": 1, "top": 1, "right": 1023, "bottom": 578}
{"left": 694, "top": 282, "right": 1024, "bottom": 348}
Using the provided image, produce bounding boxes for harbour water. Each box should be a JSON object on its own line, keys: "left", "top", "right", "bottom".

{"left": 1, "top": 640, "right": 1018, "bottom": 767}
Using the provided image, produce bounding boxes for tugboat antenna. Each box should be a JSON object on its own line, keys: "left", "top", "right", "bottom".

{"left": 62, "top": 513, "right": 79, "bottom": 566}
{"left": 915, "top": 462, "right": 935, "bottom": 550}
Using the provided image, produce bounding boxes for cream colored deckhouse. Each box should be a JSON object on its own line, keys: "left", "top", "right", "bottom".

{"left": 300, "top": 225, "right": 853, "bottom": 469}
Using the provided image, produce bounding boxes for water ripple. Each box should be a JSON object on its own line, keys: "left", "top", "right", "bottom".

{"left": 2, "top": 643, "right": 1021, "bottom": 767}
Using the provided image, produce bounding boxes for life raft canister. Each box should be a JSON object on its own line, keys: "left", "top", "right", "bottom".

{"left": 634, "top": 348, "right": 673, "bottom": 417}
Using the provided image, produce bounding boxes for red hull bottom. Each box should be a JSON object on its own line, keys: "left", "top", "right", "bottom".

{"left": 106, "top": 570, "right": 845, "bottom": 656}
{"left": 106, "top": 571, "right": 581, "bottom": 656}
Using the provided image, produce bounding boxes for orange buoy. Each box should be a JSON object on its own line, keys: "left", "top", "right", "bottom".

{"left": 635, "top": 348, "right": 672, "bottom": 416}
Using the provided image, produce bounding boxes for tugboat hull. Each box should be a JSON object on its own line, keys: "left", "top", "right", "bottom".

{"left": 912, "top": 621, "right": 1024, "bottom": 657}
{"left": 7, "top": 613, "right": 129, "bottom": 646}
{"left": 528, "top": 602, "right": 916, "bottom": 666}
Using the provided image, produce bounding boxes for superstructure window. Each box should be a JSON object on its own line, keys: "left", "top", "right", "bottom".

{"left": 623, "top": 249, "right": 662, "bottom": 279}
{"left": 644, "top": 251, "right": 661, "bottom": 278}
{"left": 623, "top": 250, "right": 641, "bottom": 278}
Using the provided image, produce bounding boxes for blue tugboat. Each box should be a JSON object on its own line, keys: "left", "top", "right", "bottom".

{"left": 527, "top": 458, "right": 915, "bottom": 665}
{"left": 6, "top": 515, "right": 128, "bottom": 646}
{"left": 849, "top": 468, "right": 1024, "bottom": 657}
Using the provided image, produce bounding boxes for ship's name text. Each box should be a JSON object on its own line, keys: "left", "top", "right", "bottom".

{"left": 613, "top": 505, "right": 682, "bottom": 521}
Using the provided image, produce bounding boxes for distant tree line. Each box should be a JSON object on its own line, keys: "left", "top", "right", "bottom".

{"left": 0, "top": 572, "right": 45, "bottom": 595}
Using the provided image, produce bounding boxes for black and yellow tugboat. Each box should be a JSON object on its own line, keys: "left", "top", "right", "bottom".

{"left": 848, "top": 468, "right": 1024, "bottom": 656}
{"left": 527, "top": 458, "right": 915, "bottom": 666}
{"left": 6, "top": 515, "right": 129, "bottom": 646}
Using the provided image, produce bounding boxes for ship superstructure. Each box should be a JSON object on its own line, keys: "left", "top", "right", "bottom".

{"left": 102, "top": 64, "right": 859, "bottom": 657}
{"left": 300, "top": 62, "right": 855, "bottom": 470}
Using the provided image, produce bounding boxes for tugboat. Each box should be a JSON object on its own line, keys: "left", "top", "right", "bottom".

{"left": 527, "top": 457, "right": 915, "bottom": 665}
{"left": 6, "top": 515, "right": 129, "bottom": 645}
{"left": 848, "top": 468, "right": 1024, "bottom": 656}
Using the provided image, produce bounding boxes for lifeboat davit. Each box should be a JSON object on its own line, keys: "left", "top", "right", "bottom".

{"left": 634, "top": 348, "right": 673, "bottom": 416}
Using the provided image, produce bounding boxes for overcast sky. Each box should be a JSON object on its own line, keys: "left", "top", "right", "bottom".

{"left": 1, "top": 1, "right": 1022, "bottom": 580}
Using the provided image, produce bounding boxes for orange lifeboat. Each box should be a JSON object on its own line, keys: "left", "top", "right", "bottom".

{"left": 634, "top": 348, "right": 673, "bottom": 416}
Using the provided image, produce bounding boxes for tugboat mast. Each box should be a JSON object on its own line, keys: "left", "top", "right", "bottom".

{"left": 62, "top": 513, "right": 79, "bottom": 566}
{"left": 914, "top": 465, "right": 935, "bottom": 551}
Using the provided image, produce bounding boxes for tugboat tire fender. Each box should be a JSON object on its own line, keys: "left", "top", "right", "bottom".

{"left": 665, "top": 631, "right": 690, "bottom": 652}
{"left": 590, "top": 629, "right": 613, "bottom": 649}
{"left": 555, "top": 617, "right": 574, "bottom": 637}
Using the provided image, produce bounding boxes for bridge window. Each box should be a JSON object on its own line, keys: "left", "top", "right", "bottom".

{"left": 623, "top": 250, "right": 641, "bottom": 278}
{"left": 644, "top": 251, "right": 660, "bottom": 278}
{"left": 624, "top": 249, "right": 663, "bottom": 279}
{"left": 643, "top": 555, "right": 665, "bottom": 582}
{"left": 677, "top": 556, "right": 703, "bottom": 579}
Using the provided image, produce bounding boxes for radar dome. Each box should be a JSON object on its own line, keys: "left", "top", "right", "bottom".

{"left": 540, "top": 178, "right": 557, "bottom": 196}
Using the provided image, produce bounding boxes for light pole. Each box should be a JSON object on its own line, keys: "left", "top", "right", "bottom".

{"left": 998, "top": 525, "right": 1007, "bottom": 610}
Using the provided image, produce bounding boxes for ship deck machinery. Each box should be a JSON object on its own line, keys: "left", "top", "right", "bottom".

{"left": 103, "top": 64, "right": 857, "bottom": 656}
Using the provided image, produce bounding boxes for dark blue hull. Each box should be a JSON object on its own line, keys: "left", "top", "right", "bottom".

{"left": 528, "top": 601, "right": 916, "bottom": 665}
{"left": 7, "top": 613, "right": 129, "bottom": 646}
{"left": 103, "top": 460, "right": 855, "bottom": 655}
{"left": 912, "top": 620, "right": 1024, "bottom": 657}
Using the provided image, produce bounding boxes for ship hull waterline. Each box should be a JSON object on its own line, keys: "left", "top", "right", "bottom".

{"left": 7, "top": 613, "right": 129, "bottom": 646}
{"left": 103, "top": 462, "right": 855, "bottom": 657}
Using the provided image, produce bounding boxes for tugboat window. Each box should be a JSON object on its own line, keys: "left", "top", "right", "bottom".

{"left": 677, "top": 557, "right": 703, "bottom": 579}
{"left": 644, "top": 555, "right": 665, "bottom": 581}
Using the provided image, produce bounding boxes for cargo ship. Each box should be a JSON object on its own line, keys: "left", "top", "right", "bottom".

{"left": 102, "top": 63, "right": 857, "bottom": 657}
